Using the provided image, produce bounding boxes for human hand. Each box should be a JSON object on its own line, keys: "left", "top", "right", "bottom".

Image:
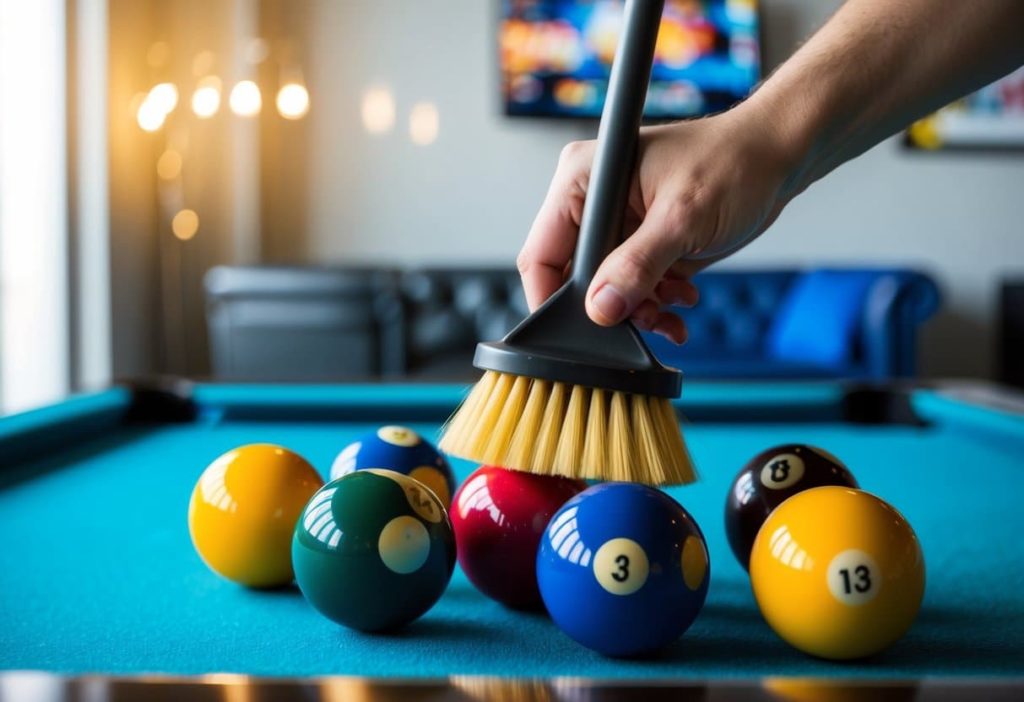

{"left": 516, "top": 103, "right": 798, "bottom": 344}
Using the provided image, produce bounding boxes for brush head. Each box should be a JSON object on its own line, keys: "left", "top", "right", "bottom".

{"left": 474, "top": 283, "right": 681, "bottom": 398}
{"left": 439, "top": 371, "right": 696, "bottom": 486}
{"left": 439, "top": 281, "right": 695, "bottom": 486}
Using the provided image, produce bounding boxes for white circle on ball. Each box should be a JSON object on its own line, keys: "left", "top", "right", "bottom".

{"left": 378, "top": 515, "right": 430, "bottom": 574}
{"left": 827, "top": 549, "right": 881, "bottom": 606}
{"left": 377, "top": 425, "right": 421, "bottom": 447}
{"left": 593, "top": 538, "right": 649, "bottom": 596}
{"left": 365, "top": 468, "right": 443, "bottom": 523}
{"left": 330, "top": 441, "right": 361, "bottom": 481}
{"left": 759, "top": 453, "right": 805, "bottom": 490}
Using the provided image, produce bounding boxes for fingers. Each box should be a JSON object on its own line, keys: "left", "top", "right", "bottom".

{"left": 651, "top": 311, "right": 687, "bottom": 345}
{"left": 630, "top": 299, "right": 660, "bottom": 330}
{"left": 631, "top": 301, "right": 688, "bottom": 345}
{"left": 517, "top": 141, "right": 595, "bottom": 311}
{"left": 585, "top": 198, "right": 683, "bottom": 326}
{"left": 655, "top": 277, "right": 699, "bottom": 307}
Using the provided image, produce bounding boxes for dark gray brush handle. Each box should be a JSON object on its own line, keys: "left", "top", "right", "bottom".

{"left": 571, "top": 0, "right": 664, "bottom": 287}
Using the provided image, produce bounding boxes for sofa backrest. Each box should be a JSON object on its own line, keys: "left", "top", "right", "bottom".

{"left": 205, "top": 265, "right": 398, "bottom": 380}
{"left": 399, "top": 268, "right": 528, "bottom": 375}
{"left": 203, "top": 265, "right": 939, "bottom": 381}
{"left": 642, "top": 270, "right": 798, "bottom": 363}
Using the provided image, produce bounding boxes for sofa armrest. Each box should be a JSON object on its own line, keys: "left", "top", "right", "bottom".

{"left": 861, "top": 272, "right": 941, "bottom": 378}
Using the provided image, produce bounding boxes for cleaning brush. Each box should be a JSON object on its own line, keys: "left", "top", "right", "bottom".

{"left": 440, "top": 0, "right": 695, "bottom": 486}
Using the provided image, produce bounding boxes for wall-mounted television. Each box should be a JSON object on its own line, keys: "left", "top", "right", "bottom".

{"left": 500, "top": 0, "right": 761, "bottom": 119}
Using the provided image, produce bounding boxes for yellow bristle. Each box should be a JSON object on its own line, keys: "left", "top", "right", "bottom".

{"left": 439, "top": 370, "right": 498, "bottom": 456}
{"left": 482, "top": 374, "right": 530, "bottom": 465}
{"left": 580, "top": 388, "right": 608, "bottom": 480}
{"left": 653, "top": 398, "right": 697, "bottom": 485}
{"left": 438, "top": 369, "right": 698, "bottom": 486}
{"left": 530, "top": 382, "right": 567, "bottom": 474}
{"left": 630, "top": 394, "right": 663, "bottom": 484}
{"left": 607, "top": 391, "right": 633, "bottom": 481}
{"left": 505, "top": 379, "right": 549, "bottom": 469}
{"left": 552, "top": 384, "right": 588, "bottom": 476}
{"left": 464, "top": 372, "right": 515, "bottom": 458}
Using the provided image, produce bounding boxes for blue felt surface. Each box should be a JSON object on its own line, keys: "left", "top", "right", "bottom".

{"left": 1, "top": 387, "right": 1023, "bottom": 677}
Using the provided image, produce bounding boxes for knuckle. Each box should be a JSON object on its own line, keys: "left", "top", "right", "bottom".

{"left": 515, "top": 250, "right": 532, "bottom": 276}
{"left": 616, "top": 246, "right": 660, "bottom": 286}
{"left": 661, "top": 198, "right": 691, "bottom": 232}
{"left": 558, "top": 140, "right": 589, "bottom": 166}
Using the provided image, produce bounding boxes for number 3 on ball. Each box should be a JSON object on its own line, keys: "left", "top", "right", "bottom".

{"left": 594, "top": 538, "right": 649, "bottom": 595}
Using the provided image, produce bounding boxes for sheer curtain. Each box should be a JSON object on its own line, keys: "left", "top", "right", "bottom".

{"left": 0, "top": 0, "right": 70, "bottom": 414}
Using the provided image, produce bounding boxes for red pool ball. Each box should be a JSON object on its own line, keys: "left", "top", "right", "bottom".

{"left": 451, "top": 466, "right": 585, "bottom": 609}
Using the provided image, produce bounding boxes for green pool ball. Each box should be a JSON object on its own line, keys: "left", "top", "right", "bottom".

{"left": 292, "top": 469, "right": 456, "bottom": 632}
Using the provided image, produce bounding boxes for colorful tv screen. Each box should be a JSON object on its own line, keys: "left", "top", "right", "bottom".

{"left": 500, "top": 0, "right": 761, "bottom": 119}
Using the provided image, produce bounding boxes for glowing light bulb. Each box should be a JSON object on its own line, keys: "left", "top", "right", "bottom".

{"left": 409, "top": 102, "right": 439, "bottom": 146}
{"left": 172, "top": 209, "right": 199, "bottom": 241}
{"left": 148, "top": 82, "right": 178, "bottom": 115}
{"left": 137, "top": 98, "right": 166, "bottom": 132}
{"left": 157, "top": 150, "right": 182, "bottom": 180}
{"left": 276, "top": 83, "right": 310, "bottom": 120}
{"left": 229, "top": 80, "right": 262, "bottom": 117}
{"left": 192, "top": 76, "right": 221, "bottom": 118}
{"left": 361, "top": 87, "right": 395, "bottom": 134}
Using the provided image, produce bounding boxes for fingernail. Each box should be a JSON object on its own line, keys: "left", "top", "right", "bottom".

{"left": 592, "top": 285, "right": 627, "bottom": 322}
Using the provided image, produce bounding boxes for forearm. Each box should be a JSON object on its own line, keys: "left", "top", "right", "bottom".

{"left": 744, "top": 0, "right": 1024, "bottom": 197}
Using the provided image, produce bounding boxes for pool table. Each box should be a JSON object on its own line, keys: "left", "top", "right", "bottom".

{"left": 1, "top": 380, "right": 1022, "bottom": 701}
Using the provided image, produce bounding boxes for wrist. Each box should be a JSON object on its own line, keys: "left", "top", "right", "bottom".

{"left": 735, "top": 77, "right": 830, "bottom": 200}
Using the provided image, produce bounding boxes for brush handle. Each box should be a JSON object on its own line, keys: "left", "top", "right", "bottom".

{"left": 571, "top": 0, "right": 664, "bottom": 287}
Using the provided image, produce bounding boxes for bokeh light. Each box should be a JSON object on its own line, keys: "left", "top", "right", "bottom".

{"left": 136, "top": 98, "right": 166, "bottom": 132}
{"left": 361, "top": 87, "right": 395, "bottom": 134}
{"left": 172, "top": 209, "right": 199, "bottom": 241}
{"left": 192, "top": 76, "right": 221, "bottom": 118}
{"left": 276, "top": 83, "right": 310, "bottom": 120}
{"left": 157, "top": 150, "right": 182, "bottom": 180}
{"left": 229, "top": 80, "right": 262, "bottom": 117}
{"left": 244, "top": 38, "right": 270, "bottom": 65}
{"left": 148, "top": 83, "right": 178, "bottom": 115}
{"left": 192, "top": 50, "right": 215, "bottom": 77}
{"left": 409, "top": 102, "right": 439, "bottom": 145}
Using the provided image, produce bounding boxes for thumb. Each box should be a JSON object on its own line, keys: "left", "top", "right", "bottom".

{"left": 585, "top": 200, "right": 682, "bottom": 326}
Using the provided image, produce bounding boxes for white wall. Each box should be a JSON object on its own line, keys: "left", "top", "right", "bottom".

{"left": 295, "top": 0, "right": 1024, "bottom": 378}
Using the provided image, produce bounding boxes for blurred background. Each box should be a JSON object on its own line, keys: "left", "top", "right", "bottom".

{"left": 0, "top": 0, "right": 1022, "bottom": 414}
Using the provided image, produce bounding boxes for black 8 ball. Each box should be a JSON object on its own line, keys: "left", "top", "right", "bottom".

{"left": 725, "top": 444, "right": 858, "bottom": 570}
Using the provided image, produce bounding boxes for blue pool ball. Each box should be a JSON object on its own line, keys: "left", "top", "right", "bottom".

{"left": 536, "top": 483, "right": 710, "bottom": 657}
{"left": 330, "top": 426, "right": 456, "bottom": 507}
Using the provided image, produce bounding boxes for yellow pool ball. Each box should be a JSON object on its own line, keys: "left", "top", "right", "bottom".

{"left": 749, "top": 486, "right": 925, "bottom": 660}
{"left": 189, "top": 444, "right": 324, "bottom": 587}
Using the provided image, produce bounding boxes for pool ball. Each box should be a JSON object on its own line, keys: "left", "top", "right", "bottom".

{"left": 292, "top": 469, "right": 456, "bottom": 631}
{"left": 536, "top": 483, "right": 710, "bottom": 657}
{"left": 750, "top": 486, "right": 925, "bottom": 660}
{"left": 725, "top": 444, "right": 858, "bottom": 570}
{"left": 451, "top": 465, "right": 586, "bottom": 609}
{"left": 331, "top": 425, "right": 456, "bottom": 507}
{"left": 188, "top": 444, "right": 324, "bottom": 588}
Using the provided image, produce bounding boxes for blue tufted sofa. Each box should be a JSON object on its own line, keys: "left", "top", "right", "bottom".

{"left": 641, "top": 269, "right": 940, "bottom": 380}
{"left": 205, "top": 266, "right": 940, "bottom": 381}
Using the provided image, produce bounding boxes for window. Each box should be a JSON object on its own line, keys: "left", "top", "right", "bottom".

{"left": 0, "top": 0, "right": 70, "bottom": 413}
